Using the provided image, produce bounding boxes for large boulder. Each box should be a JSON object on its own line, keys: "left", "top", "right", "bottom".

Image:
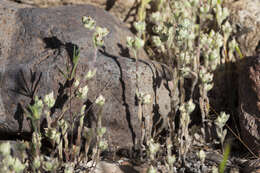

{"left": 0, "top": 0, "right": 172, "bottom": 148}
{"left": 238, "top": 55, "right": 260, "bottom": 156}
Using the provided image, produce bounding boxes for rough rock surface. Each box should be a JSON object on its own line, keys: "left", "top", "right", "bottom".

{"left": 238, "top": 55, "right": 260, "bottom": 155}
{"left": 9, "top": 0, "right": 136, "bottom": 27}
{"left": 10, "top": 0, "right": 135, "bottom": 9}
{"left": 0, "top": 0, "right": 172, "bottom": 148}
{"left": 224, "top": 0, "right": 260, "bottom": 57}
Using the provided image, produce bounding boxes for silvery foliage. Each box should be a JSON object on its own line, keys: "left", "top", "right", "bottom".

{"left": 146, "top": 0, "right": 234, "bottom": 160}
{"left": 215, "top": 112, "right": 230, "bottom": 146}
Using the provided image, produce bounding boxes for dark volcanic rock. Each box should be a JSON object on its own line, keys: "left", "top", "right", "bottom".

{"left": 0, "top": 0, "right": 172, "bottom": 148}
{"left": 238, "top": 55, "right": 260, "bottom": 155}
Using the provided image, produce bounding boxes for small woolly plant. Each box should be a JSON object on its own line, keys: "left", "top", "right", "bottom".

{"left": 0, "top": 142, "right": 26, "bottom": 173}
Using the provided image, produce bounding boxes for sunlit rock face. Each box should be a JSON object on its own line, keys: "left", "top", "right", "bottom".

{"left": 0, "top": 0, "right": 172, "bottom": 148}
{"left": 224, "top": 0, "right": 260, "bottom": 57}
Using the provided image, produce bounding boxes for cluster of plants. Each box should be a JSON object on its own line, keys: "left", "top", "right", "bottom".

{"left": 0, "top": 0, "right": 255, "bottom": 172}
{"left": 127, "top": 0, "right": 245, "bottom": 172}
